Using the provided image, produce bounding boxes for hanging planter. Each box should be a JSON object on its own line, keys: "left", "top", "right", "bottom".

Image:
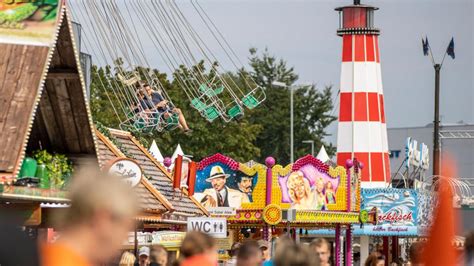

{"left": 33, "top": 150, "right": 73, "bottom": 189}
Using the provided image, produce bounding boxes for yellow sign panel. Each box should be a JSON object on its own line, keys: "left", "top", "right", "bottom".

{"left": 215, "top": 237, "right": 233, "bottom": 250}
{"left": 295, "top": 210, "right": 360, "bottom": 224}
{"left": 152, "top": 231, "right": 186, "bottom": 248}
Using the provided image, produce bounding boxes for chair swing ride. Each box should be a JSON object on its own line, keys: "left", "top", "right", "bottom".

{"left": 70, "top": 0, "right": 266, "bottom": 133}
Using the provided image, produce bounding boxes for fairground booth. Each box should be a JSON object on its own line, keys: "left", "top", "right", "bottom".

{"left": 181, "top": 153, "right": 377, "bottom": 265}
{"left": 96, "top": 127, "right": 209, "bottom": 260}
{"left": 0, "top": 1, "right": 98, "bottom": 233}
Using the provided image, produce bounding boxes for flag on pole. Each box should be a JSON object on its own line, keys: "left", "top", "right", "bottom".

{"left": 422, "top": 36, "right": 430, "bottom": 56}
{"left": 446, "top": 37, "right": 455, "bottom": 59}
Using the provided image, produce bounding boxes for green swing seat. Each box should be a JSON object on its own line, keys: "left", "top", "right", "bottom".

{"left": 227, "top": 103, "right": 243, "bottom": 118}
{"left": 191, "top": 98, "right": 220, "bottom": 122}
{"left": 199, "top": 84, "right": 224, "bottom": 97}
{"left": 191, "top": 98, "right": 207, "bottom": 112}
{"left": 242, "top": 94, "right": 260, "bottom": 109}
{"left": 164, "top": 113, "right": 179, "bottom": 130}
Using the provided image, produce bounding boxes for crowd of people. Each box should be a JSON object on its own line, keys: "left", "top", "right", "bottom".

{"left": 3, "top": 167, "right": 473, "bottom": 266}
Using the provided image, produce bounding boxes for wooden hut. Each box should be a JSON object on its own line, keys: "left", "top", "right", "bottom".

{"left": 0, "top": 4, "right": 99, "bottom": 222}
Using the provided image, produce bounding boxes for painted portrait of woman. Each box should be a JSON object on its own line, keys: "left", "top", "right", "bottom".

{"left": 287, "top": 171, "right": 315, "bottom": 209}
{"left": 315, "top": 177, "right": 327, "bottom": 210}
{"left": 325, "top": 181, "right": 336, "bottom": 204}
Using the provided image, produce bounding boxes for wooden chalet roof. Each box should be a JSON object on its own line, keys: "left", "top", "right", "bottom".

{"left": 96, "top": 132, "right": 169, "bottom": 214}
{"left": 103, "top": 129, "right": 208, "bottom": 216}
{"left": 0, "top": 6, "right": 98, "bottom": 176}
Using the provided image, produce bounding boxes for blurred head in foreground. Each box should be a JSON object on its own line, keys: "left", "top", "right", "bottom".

{"left": 274, "top": 242, "right": 319, "bottom": 266}
{"left": 237, "top": 240, "right": 262, "bottom": 266}
{"left": 150, "top": 244, "right": 167, "bottom": 266}
{"left": 310, "top": 238, "right": 331, "bottom": 266}
{"left": 364, "top": 253, "right": 385, "bottom": 266}
{"left": 119, "top": 251, "right": 136, "bottom": 266}
{"left": 42, "top": 167, "right": 139, "bottom": 266}
{"left": 179, "top": 231, "right": 217, "bottom": 266}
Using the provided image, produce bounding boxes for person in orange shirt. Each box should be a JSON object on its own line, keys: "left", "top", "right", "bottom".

{"left": 41, "top": 168, "right": 139, "bottom": 266}
{"left": 179, "top": 231, "right": 218, "bottom": 266}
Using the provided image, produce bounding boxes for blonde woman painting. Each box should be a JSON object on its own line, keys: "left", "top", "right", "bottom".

{"left": 315, "top": 178, "right": 327, "bottom": 210}
{"left": 325, "top": 181, "right": 336, "bottom": 204}
{"left": 287, "top": 171, "right": 315, "bottom": 209}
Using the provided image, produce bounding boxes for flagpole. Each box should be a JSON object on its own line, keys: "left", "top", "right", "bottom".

{"left": 423, "top": 36, "right": 454, "bottom": 182}
{"left": 433, "top": 63, "right": 441, "bottom": 179}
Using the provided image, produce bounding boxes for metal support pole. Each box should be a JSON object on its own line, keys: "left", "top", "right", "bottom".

{"left": 290, "top": 86, "right": 294, "bottom": 163}
{"left": 335, "top": 224, "right": 341, "bottom": 266}
{"left": 345, "top": 225, "right": 353, "bottom": 266}
{"left": 383, "top": 236, "right": 389, "bottom": 266}
{"left": 392, "top": 236, "right": 399, "bottom": 264}
{"left": 433, "top": 64, "right": 441, "bottom": 179}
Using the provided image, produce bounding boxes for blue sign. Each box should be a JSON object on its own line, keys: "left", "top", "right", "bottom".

{"left": 359, "top": 188, "right": 418, "bottom": 236}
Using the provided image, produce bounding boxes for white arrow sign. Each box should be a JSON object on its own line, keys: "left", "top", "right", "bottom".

{"left": 187, "top": 217, "right": 227, "bottom": 238}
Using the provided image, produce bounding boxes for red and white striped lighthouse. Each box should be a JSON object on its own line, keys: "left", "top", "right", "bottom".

{"left": 335, "top": 1, "right": 390, "bottom": 188}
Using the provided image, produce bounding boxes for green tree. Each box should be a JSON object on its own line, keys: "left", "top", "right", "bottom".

{"left": 245, "top": 48, "right": 336, "bottom": 164}
{"left": 90, "top": 60, "right": 262, "bottom": 162}
{"left": 90, "top": 48, "right": 336, "bottom": 164}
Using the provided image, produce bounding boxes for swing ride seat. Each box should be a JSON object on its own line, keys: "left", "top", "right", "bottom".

{"left": 242, "top": 94, "right": 259, "bottom": 109}
{"left": 242, "top": 86, "right": 266, "bottom": 110}
{"left": 191, "top": 98, "right": 208, "bottom": 112}
{"left": 162, "top": 112, "right": 180, "bottom": 131}
{"left": 191, "top": 98, "right": 222, "bottom": 122}
{"left": 227, "top": 103, "right": 243, "bottom": 119}
{"left": 204, "top": 106, "right": 220, "bottom": 122}
{"left": 199, "top": 84, "right": 224, "bottom": 97}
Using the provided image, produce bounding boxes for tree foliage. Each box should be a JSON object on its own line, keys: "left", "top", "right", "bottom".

{"left": 246, "top": 48, "right": 336, "bottom": 164}
{"left": 89, "top": 48, "right": 336, "bottom": 164}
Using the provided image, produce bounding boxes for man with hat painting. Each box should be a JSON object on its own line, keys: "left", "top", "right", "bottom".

{"left": 201, "top": 166, "right": 249, "bottom": 208}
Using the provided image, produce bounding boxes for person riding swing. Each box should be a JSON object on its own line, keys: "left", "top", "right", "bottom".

{"left": 142, "top": 83, "right": 192, "bottom": 134}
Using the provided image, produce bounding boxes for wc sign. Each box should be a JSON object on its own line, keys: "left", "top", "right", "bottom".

{"left": 187, "top": 217, "right": 227, "bottom": 238}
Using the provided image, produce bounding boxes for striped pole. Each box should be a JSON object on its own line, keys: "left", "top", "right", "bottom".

{"left": 335, "top": 3, "right": 391, "bottom": 188}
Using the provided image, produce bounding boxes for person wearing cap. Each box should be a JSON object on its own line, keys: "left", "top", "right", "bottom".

{"left": 201, "top": 166, "right": 249, "bottom": 208}
{"left": 134, "top": 246, "right": 150, "bottom": 266}
{"left": 258, "top": 240, "right": 273, "bottom": 266}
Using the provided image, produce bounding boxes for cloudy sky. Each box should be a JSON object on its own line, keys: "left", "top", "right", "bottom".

{"left": 189, "top": 0, "right": 473, "bottom": 142}
{"left": 75, "top": 0, "right": 473, "bottom": 143}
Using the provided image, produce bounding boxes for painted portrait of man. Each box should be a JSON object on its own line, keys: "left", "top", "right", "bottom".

{"left": 199, "top": 166, "right": 249, "bottom": 208}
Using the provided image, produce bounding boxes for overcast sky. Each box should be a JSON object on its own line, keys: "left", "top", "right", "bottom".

{"left": 185, "top": 0, "right": 473, "bottom": 142}
{"left": 76, "top": 0, "right": 473, "bottom": 143}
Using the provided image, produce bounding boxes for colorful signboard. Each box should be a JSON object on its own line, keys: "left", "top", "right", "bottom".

{"left": 194, "top": 154, "right": 361, "bottom": 226}
{"left": 0, "top": 0, "right": 62, "bottom": 46}
{"left": 194, "top": 154, "right": 261, "bottom": 210}
{"left": 278, "top": 163, "right": 339, "bottom": 210}
{"left": 275, "top": 155, "right": 351, "bottom": 211}
{"left": 360, "top": 188, "right": 418, "bottom": 236}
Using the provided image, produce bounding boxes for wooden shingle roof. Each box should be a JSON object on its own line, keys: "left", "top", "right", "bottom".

{"left": 96, "top": 131, "right": 168, "bottom": 214}
{"left": 106, "top": 129, "right": 207, "bottom": 216}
